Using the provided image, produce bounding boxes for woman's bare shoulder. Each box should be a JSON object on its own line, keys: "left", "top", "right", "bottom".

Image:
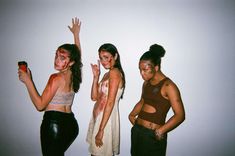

{"left": 109, "top": 68, "right": 122, "bottom": 78}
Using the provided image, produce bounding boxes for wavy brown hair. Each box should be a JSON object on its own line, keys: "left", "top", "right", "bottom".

{"left": 58, "top": 44, "right": 83, "bottom": 93}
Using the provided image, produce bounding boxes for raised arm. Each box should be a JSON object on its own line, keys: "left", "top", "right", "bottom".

{"left": 156, "top": 80, "right": 185, "bottom": 138}
{"left": 90, "top": 60, "right": 100, "bottom": 101}
{"left": 68, "top": 17, "right": 81, "bottom": 55}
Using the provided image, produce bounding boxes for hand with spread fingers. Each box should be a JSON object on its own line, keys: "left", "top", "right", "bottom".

{"left": 68, "top": 17, "right": 82, "bottom": 52}
{"left": 68, "top": 17, "right": 81, "bottom": 36}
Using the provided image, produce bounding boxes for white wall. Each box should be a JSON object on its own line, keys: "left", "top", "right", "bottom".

{"left": 0, "top": 0, "right": 235, "bottom": 155}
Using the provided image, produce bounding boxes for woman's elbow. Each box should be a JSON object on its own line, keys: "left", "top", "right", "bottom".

{"left": 91, "top": 93, "right": 98, "bottom": 101}
{"left": 175, "top": 112, "right": 185, "bottom": 124}
{"left": 179, "top": 113, "right": 185, "bottom": 123}
{"left": 34, "top": 102, "right": 46, "bottom": 112}
{"left": 35, "top": 106, "right": 45, "bottom": 112}
{"left": 91, "top": 96, "right": 97, "bottom": 101}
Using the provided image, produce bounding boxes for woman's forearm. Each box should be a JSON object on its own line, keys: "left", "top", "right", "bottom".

{"left": 25, "top": 80, "right": 45, "bottom": 111}
{"left": 99, "top": 101, "right": 114, "bottom": 131}
{"left": 91, "top": 77, "right": 99, "bottom": 101}
{"left": 129, "top": 99, "right": 144, "bottom": 124}
{"left": 159, "top": 113, "right": 185, "bottom": 135}
{"left": 74, "top": 34, "right": 81, "bottom": 54}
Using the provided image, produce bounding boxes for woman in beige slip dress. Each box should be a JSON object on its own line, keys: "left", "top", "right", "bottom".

{"left": 86, "top": 43, "right": 126, "bottom": 156}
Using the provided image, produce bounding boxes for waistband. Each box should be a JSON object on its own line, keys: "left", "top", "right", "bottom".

{"left": 43, "top": 111, "right": 75, "bottom": 121}
{"left": 132, "top": 124, "right": 157, "bottom": 137}
{"left": 133, "top": 123, "right": 168, "bottom": 139}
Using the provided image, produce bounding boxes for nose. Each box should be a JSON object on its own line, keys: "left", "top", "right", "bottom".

{"left": 140, "top": 71, "right": 145, "bottom": 76}
{"left": 54, "top": 57, "right": 59, "bottom": 65}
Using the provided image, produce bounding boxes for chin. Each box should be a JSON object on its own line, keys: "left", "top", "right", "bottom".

{"left": 103, "top": 66, "right": 110, "bottom": 70}
{"left": 142, "top": 77, "right": 149, "bottom": 81}
{"left": 54, "top": 66, "right": 61, "bottom": 71}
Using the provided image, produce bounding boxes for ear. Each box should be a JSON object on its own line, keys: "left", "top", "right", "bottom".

{"left": 154, "top": 65, "right": 159, "bottom": 72}
{"left": 69, "top": 61, "right": 75, "bottom": 67}
{"left": 114, "top": 53, "right": 118, "bottom": 60}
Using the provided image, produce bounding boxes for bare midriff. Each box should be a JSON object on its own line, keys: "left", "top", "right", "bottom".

{"left": 45, "top": 104, "right": 72, "bottom": 113}
{"left": 136, "top": 117, "right": 161, "bottom": 130}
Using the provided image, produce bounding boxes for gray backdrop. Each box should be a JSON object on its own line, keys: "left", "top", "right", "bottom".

{"left": 0, "top": 0, "right": 234, "bottom": 155}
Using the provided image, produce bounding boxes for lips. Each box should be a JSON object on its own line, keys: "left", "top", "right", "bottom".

{"left": 101, "top": 62, "right": 109, "bottom": 68}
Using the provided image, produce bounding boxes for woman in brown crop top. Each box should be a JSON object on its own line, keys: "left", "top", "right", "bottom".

{"left": 18, "top": 17, "right": 82, "bottom": 156}
{"left": 129, "top": 44, "right": 185, "bottom": 156}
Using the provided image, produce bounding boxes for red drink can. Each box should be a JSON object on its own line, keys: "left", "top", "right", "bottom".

{"left": 18, "top": 61, "right": 28, "bottom": 72}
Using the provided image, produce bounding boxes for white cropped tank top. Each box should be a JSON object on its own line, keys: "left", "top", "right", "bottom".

{"left": 49, "top": 90, "right": 75, "bottom": 105}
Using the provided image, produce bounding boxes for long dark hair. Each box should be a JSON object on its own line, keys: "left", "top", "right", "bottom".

{"left": 58, "top": 44, "right": 83, "bottom": 93}
{"left": 98, "top": 43, "right": 126, "bottom": 98}
{"left": 140, "top": 44, "right": 166, "bottom": 69}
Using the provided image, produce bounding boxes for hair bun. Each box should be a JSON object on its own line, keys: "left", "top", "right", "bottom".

{"left": 149, "top": 44, "right": 165, "bottom": 58}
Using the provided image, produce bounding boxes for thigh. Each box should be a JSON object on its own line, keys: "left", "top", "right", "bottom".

{"left": 148, "top": 135, "right": 167, "bottom": 156}
{"left": 62, "top": 119, "right": 79, "bottom": 151}
{"left": 40, "top": 120, "right": 64, "bottom": 156}
{"left": 131, "top": 124, "right": 146, "bottom": 156}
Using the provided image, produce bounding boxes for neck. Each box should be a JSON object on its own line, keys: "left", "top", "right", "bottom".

{"left": 150, "top": 71, "right": 165, "bottom": 84}
{"left": 59, "top": 68, "right": 72, "bottom": 75}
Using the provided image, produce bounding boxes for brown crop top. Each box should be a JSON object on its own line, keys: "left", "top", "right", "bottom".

{"left": 138, "top": 78, "right": 171, "bottom": 125}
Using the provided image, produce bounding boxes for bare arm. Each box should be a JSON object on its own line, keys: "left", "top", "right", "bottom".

{"left": 129, "top": 98, "right": 144, "bottom": 125}
{"left": 68, "top": 17, "right": 82, "bottom": 55}
{"left": 129, "top": 82, "right": 145, "bottom": 124}
{"left": 18, "top": 69, "right": 59, "bottom": 111}
{"left": 95, "top": 68, "right": 122, "bottom": 147}
{"left": 90, "top": 60, "right": 100, "bottom": 101}
{"left": 156, "top": 81, "right": 185, "bottom": 137}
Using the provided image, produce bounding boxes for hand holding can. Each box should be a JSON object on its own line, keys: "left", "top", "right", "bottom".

{"left": 18, "top": 61, "right": 28, "bottom": 72}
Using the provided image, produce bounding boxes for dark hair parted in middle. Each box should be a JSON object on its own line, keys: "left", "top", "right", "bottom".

{"left": 140, "top": 44, "right": 166, "bottom": 69}
{"left": 98, "top": 43, "right": 126, "bottom": 98}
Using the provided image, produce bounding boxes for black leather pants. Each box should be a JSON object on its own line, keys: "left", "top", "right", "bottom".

{"left": 40, "top": 111, "right": 79, "bottom": 156}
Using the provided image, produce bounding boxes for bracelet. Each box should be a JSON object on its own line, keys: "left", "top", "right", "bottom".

{"left": 155, "top": 130, "right": 163, "bottom": 139}
{"left": 133, "top": 118, "right": 137, "bottom": 124}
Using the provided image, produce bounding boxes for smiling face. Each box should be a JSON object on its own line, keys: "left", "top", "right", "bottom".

{"left": 99, "top": 50, "right": 116, "bottom": 69}
{"left": 54, "top": 49, "right": 72, "bottom": 71}
{"left": 139, "top": 60, "right": 156, "bottom": 81}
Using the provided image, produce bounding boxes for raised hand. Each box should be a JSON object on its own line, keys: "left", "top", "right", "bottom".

{"left": 90, "top": 60, "right": 100, "bottom": 78}
{"left": 68, "top": 17, "right": 81, "bottom": 52}
{"left": 18, "top": 68, "right": 32, "bottom": 84}
{"left": 68, "top": 17, "right": 81, "bottom": 35}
